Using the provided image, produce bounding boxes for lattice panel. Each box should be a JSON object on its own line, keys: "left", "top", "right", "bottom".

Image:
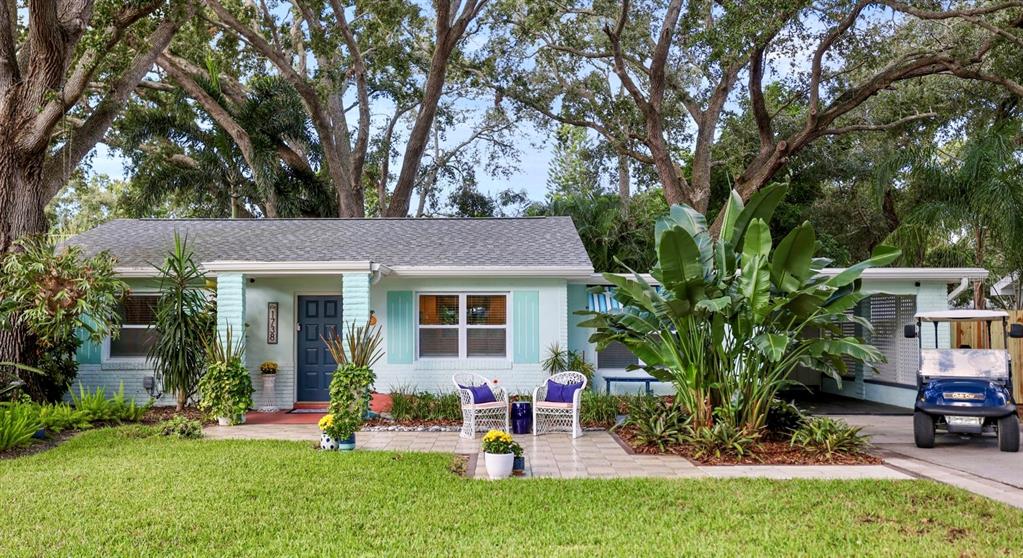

{"left": 865, "top": 294, "right": 917, "bottom": 386}
{"left": 896, "top": 296, "right": 919, "bottom": 385}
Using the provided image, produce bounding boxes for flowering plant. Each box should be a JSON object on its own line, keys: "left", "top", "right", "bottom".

{"left": 481, "top": 430, "right": 522, "bottom": 456}
{"left": 318, "top": 414, "right": 334, "bottom": 431}
{"left": 259, "top": 361, "right": 278, "bottom": 374}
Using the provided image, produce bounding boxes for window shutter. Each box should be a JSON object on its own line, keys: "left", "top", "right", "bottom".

{"left": 387, "top": 291, "right": 414, "bottom": 364}
{"left": 512, "top": 290, "right": 540, "bottom": 363}
{"left": 75, "top": 324, "right": 102, "bottom": 365}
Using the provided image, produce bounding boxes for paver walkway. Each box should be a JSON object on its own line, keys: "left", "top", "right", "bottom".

{"left": 204, "top": 424, "right": 909, "bottom": 481}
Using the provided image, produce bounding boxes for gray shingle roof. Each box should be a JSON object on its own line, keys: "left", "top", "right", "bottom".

{"left": 67, "top": 218, "right": 593, "bottom": 270}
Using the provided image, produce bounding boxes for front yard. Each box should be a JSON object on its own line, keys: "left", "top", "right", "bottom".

{"left": 4, "top": 428, "right": 1023, "bottom": 557}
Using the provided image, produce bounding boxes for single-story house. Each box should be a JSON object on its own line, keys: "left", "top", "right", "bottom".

{"left": 67, "top": 218, "right": 987, "bottom": 410}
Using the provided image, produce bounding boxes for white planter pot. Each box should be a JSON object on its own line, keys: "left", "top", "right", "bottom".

{"left": 484, "top": 452, "right": 514, "bottom": 480}
{"left": 217, "top": 414, "right": 246, "bottom": 426}
{"left": 258, "top": 374, "right": 279, "bottom": 413}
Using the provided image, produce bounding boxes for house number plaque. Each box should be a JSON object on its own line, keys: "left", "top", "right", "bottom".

{"left": 267, "top": 302, "right": 279, "bottom": 344}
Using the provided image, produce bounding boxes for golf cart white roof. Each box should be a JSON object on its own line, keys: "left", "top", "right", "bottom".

{"left": 914, "top": 310, "right": 1009, "bottom": 322}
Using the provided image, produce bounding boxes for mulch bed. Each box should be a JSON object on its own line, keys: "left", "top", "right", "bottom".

{"left": 614, "top": 426, "right": 883, "bottom": 466}
{"left": 0, "top": 430, "right": 78, "bottom": 460}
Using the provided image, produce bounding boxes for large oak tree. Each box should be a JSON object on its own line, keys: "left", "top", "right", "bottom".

{"left": 491, "top": 0, "right": 1023, "bottom": 227}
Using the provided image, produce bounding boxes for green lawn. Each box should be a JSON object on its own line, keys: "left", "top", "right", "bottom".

{"left": 3, "top": 429, "right": 1023, "bottom": 557}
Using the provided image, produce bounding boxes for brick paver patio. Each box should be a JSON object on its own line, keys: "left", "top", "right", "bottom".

{"left": 204, "top": 423, "right": 910, "bottom": 481}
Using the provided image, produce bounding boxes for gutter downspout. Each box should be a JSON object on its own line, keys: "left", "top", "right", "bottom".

{"left": 947, "top": 277, "right": 970, "bottom": 302}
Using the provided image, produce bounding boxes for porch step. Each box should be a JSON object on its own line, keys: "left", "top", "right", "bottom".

{"left": 290, "top": 402, "right": 329, "bottom": 414}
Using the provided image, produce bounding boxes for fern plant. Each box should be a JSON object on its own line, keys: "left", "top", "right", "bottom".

{"left": 790, "top": 417, "right": 869, "bottom": 458}
{"left": 0, "top": 403, "right": 42, "bottom": 451}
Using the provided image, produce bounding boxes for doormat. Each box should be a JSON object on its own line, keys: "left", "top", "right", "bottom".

{"left": 288, "top": 408, "right": 328, "bottom": 414}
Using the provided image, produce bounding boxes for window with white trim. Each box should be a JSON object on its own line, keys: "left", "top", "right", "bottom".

{"left": 109, "top": 294, "right": 159, "bottom": 358}
{"left": 417, "top": 293, "right": 508, "bottom": 359}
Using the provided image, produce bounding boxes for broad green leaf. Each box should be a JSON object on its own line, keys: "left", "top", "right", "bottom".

{"left": 739, "top": 255, "right": 770, "bottom": 320}
{"left": 655, "top": 226, "right": 705, "bottom": 288}
{"left": 719, "top": 190, "right": 744, "bottom": 244}
{"left": 732, "top": 183, "right": 787, "bottom": 245}
{"left": 771, "top": 221, "right": 815, "bottom": 292}
{"left": 753, "top": 333, "right": 791, "bottom": 363}
{"left": 695, "top": 296, "right": 732, "bottom": 313}
{"left": 742, "top": 219, "right": 772, "bottom": 261}
{"left": 826, "top": 245, "right": 901, "bottom": 287}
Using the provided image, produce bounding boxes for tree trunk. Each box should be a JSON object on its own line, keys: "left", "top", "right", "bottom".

{"left": 177, "top": 388, "right": 187, "bottom": 412}
{"left": 0, "top": 145, "right": 50, "bottom": 385}
{"left": 617, "top": 153, "right": 630, "bottom": 209}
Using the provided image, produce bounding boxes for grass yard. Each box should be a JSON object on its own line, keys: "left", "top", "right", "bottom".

{"left": 3, "top": 429, "right": 1023, "bottom": 557}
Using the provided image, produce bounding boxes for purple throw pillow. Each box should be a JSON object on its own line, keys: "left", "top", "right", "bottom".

{"left": 544, "top": 379, "right": 564, "bottom": 402}
{"left": 559, "top": 381, "right": 584, "bottom": 403}
{"left": 459, "top": 383, "right": 496, "bottom": 404}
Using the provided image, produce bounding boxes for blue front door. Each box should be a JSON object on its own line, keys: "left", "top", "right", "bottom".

{"left": 297, "top": 296, "right": 343, "bottom": 402}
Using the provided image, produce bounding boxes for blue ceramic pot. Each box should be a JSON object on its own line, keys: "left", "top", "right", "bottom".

{"left": 513, "top": 455, "right": 525, "bottom": 472}
{"left": 338, "top": 433, "right": 356, "bottom": 451}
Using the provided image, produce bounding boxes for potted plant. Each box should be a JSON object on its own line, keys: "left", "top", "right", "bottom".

{"left": 482, "top": 430, "right": 521, "bottom": 480}
{"left": 198, "top": 326, "right": 253, "bottom": 426}
{"left": 257, "top": 361, "right": 279, "bottom": 413}
{"left": 322, "top": 323, "right": 383, "bottom": 451}
{"left": 318, "top": 414, "right": 339, "bottom": 450}
{"left": 512, "top": 445, "right": 526, "bottom": 475}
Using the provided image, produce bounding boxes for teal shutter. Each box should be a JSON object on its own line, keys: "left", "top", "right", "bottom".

{"left": 566, "top": 284, "right": 589, "bottom": 354}
{"left": 75, "top": 327, "right": 102, "bottom": 365}
{"left": 513, "top": 291, "right": 540, "bottom": 363}
{"left": 387, "top": 291, "right": 414, "bottom": 364}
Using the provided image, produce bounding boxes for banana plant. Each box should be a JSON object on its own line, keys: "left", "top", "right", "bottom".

{"left": 581, "top": 184, "right": 900, "bottom": 433}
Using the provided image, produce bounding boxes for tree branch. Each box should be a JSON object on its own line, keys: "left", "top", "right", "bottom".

{"left": 821, "top": 112, "right": 939, "bottom": 135}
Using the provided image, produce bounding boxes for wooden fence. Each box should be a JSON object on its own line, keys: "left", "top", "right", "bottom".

{"left": 952, "top": 310, "right": 1023, "bottom": 404}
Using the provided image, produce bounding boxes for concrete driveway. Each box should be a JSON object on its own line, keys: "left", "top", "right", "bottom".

{"left": 836, "top": 414, "right": 1023, "bottom": 495}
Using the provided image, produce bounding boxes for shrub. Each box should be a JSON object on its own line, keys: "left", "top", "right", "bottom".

{"left": 71, "top": 384, "right": 151, "bottom": 424}
{"left": 624, "top": 396, "right": 689, "bottom": 451}
{"left": 0, "top": 402, "right": 42, "bottom": 451}
{"left": 325, "top": 365, "right": 375, "bottom": 441}
{"left": 687, "top": 417, "right": 759, "bottom": 460}
{"left": 580, "top": 391, "right": 619, "bottom": 426}
{"left": 581, "top": 185, "right": 897, "bottom": 434}
{"left": 198, "top": 328, "right": 252, "bottom": 424}
{"left": 542, "top": 342, "right": 596, "bottom": 381}
{"left": 385, "top": 387, "right": 461, "bottom": 422}
{"left": 37, "top": 402, "right": 91, "bottom": 432}
{"left": 766, "top": 399, "right": 806, "bottom": 436}
{"left": 389, "top": 386, "right": 415, "bottom": 421}
{"left": 156, "top": 416, "right": 203, "bottom": 439}
{"left": 0, "top": 237, "right": 127, "bottom": 401}
{"left": 790, "top": 417, "right": 870, "bottom": 458}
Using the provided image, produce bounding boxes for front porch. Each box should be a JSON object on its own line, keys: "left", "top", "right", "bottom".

{"left": 212, "top": 266, "right": 374, "bottom": 410}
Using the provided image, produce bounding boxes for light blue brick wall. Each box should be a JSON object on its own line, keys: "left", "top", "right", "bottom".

{"left": 216, "top": 273, "right": 246, "bottom": 351}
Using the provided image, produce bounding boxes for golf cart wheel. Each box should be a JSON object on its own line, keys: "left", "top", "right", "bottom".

{"left": 914, "top": 411, "right": 935, "bottom": 448}
{"left": 997, "top": 414, "right": 1020, "bottom": 453}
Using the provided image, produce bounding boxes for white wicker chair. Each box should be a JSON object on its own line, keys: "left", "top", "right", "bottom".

{"left": 452, "top": 373, "right": 509, "bottom": 439}
{"left": 532, "top": 371, "right": 587, "bottom": 438}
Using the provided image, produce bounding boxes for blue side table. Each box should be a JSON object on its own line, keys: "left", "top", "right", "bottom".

{"left": 511, "top": 401, "right": 532, "bottom": 434}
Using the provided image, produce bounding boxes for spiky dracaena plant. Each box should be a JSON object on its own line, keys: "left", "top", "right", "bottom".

{"left": 322, "top": 323, "right": 384, "bottom": 440}
{"left": 148, "top": 234, "right": 215, "bottom": 411}
{"left": 581, "top": 184, "right": 899, "bottom": 434}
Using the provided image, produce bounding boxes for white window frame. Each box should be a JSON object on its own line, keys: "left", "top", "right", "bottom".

{"left": 103, "top": 291, "right": 161, "bottom": 362}
{"left": 415, "top": 292, "right": 510, "bottom": 360}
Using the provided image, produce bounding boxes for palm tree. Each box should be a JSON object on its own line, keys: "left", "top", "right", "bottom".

{"left": 113, "top": 77, "right": 333, "bottom": 218}
{"left": 889, "top": 122, "right": 1023, "bottom": 307}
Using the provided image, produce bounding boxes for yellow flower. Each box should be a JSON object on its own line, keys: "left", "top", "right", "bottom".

{"left": 482, "top": 430, "right": 512, "bottom": 443}
{"left": 318, "top": 415, "right": 334, "bottom": 430}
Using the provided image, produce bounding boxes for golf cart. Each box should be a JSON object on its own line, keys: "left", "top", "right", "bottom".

{"left": 904, "top": 310, "right": 1022, "bottom": 452}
